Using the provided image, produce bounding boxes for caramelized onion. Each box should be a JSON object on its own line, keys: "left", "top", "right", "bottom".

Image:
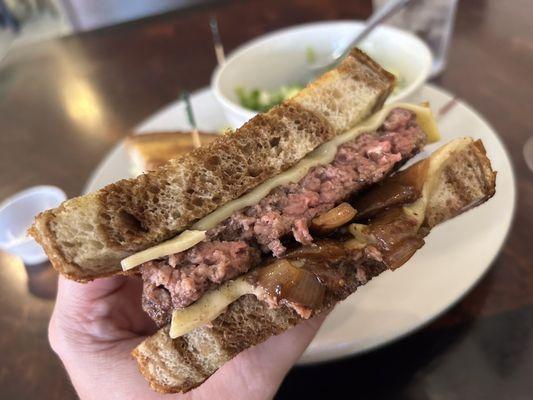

{"left": 286, "top": 240, "right": 348, "bottom": 262}
{"left": 362, "top": 207, "right": 426, "bottom": 270}
{"left": 256, "top": 259, "right": 325, "bottom": 308}
{"left": 348, "top": 206, "right": 426, "bottom": 270}
{"left": 282, "top": 269, "right": 325, "bottom": 308}
{"left": 368, "top": 207, "right": 420, "bottom": 250}
{"left": 353, "top": 158, "right": 430, "bottom": 220}
{"left": 383, "top": 237, "right": 425, "bottom": 270}
{"left": 311, "top": 203, "right": 357, "bottom": 234}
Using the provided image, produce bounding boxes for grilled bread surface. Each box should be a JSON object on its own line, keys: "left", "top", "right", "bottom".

{"left": 132, "top": 138, "right": 496, "bottom": 393}
{"left": 30, "top": 48, "right": 395, "bottom": 281}
{"left": 422, "top": 140, "right": 496, "bottom": 229}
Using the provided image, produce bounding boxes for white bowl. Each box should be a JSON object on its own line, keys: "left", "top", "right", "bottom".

{"left": 212, "top": 21, "right": 432, "bottom": 128}
{"left": 0, "top": 185, "right": 66, "bottom": 264}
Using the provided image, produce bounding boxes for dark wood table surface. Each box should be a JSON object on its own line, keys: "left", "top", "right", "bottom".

{"left": 1, "top": 0, "right": 532, "bottom": 398}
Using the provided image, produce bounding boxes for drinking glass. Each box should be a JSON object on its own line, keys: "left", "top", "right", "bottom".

{"left": 373, "top": 0, "right": 459, "bottom": 77}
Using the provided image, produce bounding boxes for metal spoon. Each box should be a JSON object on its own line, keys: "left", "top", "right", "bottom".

{"left": 307, "top": 0, "right": 413, "bottom": 76}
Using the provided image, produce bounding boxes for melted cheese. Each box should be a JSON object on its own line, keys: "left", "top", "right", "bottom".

{"left": 121, "top": 230, "right": 206, "bottom": 271}
{"left": 121, "top": 103, "right": 440, "bottom": 271}
{"left": 169, "top": 278, "right": 255, "bottom": 338}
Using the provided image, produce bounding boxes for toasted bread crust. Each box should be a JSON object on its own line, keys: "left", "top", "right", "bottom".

{"left": 132, "top": 138, "right": 497, "bottom": 393}
{"left": 132, "top": 296, "right": 314, "bottom": 393}
{"left": 423, "top": 139, "right": 496, "bottom": 230}
{"left": 30, "top": 49, "right": 396, "bottom": 281}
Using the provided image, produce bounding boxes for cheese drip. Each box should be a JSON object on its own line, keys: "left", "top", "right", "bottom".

{"left": 169, "top": 279, "right": 255, "bottom": 338}
{"left": 121, "top": 230, "right": 206, "bottom": 271}
{"left": 121, "top": 103, "right": 440, "bottom": 271}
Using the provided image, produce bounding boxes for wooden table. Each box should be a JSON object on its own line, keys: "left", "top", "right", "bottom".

{"left": 0, "top": 0, "right": 531, "bottom": 398}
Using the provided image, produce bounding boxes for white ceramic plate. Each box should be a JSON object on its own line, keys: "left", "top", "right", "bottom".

{"left": 84, "top": 84, "right": 515, "bottom": 365}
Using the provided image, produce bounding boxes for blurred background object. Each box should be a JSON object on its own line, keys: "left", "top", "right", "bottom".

{"left": 0, "top": 0, "right": 461, "bottom": 97}
{"left": 0, "top": 0, "right": 459, "bottom": 78}
{"left": 209, "top": 14, "right": 225, "bottom": 65}
{"left": 373, "top": 0, "right": 458, "bottom": 77}
{"left": 0, "top": 0, "right": 70, "bottom": 44}
{"left": 305, "top": 0, "right": 413, "bottom": 76}
{"left": 524, "top": 137, "right": 533, "bottom": 172}
{"left": 0, "top": 0, "right": 216, "bottom": 58}
{"left": 62, "top": 0, "right": 212, "bottom": 31}
{"left": 0, "top": 186, "right": 66, "bottom": 265}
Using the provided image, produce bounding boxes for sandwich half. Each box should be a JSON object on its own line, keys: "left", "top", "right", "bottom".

{"left": 132, "top": 137, "right": 496, "bottom": 393}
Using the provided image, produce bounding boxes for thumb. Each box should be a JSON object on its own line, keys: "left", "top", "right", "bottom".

{"left": 50, "top": 275, "right": 135, "bottom": 352}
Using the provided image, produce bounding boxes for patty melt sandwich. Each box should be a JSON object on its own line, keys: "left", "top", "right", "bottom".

{"left": 30, "top": 49, "right": 496, "bottom": 393}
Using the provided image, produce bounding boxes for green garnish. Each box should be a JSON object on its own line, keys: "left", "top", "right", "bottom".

{"left": 236, "top": 84, "right": 303, "bottom": 112}
{"left": 181, "top": 91, "right": 197, "bottom": 129}
{"left": 306, "top": 47, "right": 317, "bottom": 64}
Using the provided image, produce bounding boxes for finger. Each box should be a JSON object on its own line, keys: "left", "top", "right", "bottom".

{"left": 61, "top": 337, "right": 180, "bottom": 400}
{"left": 112, "top": 277, "right": 159, "bottom": 336}
{"left": 53, "top": 275, "right": 128, "bottom": 339}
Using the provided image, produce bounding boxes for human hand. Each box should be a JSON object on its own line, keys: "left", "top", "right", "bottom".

{"left": 49, "top": 275, "right": 325, "bottom": 400}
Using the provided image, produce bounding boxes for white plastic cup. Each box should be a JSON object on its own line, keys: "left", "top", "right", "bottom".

{"left": 0, "top": 185, "right": 66, "bottom": 265}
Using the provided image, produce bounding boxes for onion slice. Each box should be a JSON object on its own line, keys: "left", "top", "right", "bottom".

{"left": 348, "top": 207, "right": 426, "bottom": 270}
{"left": 255, "top": 259, "right": 325, "bottom": 309}
{"left": 353, "top": 159, "right": 429, "bottom": 220}
{"left": 311, "top": 202, "right": 357, "bottom": 234}
{"left": 383, "top": 236, "right": 425, "bottom": 270}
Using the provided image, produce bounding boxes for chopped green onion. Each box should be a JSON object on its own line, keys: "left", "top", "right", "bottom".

{"left": 236, "top": 84, "right": 303, "bottom": 112}
{"left": 306, "top": 47, "right": 316, "bottom": 64}
{"left": 181, "top": 91, "right": 197, "bottom": 129}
